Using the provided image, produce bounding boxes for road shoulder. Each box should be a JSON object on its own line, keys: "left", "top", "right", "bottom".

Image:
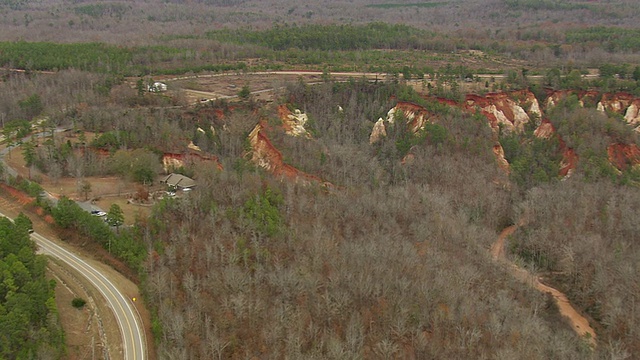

{"left": 0, "top": 192, "right": 153, "bottom": 360}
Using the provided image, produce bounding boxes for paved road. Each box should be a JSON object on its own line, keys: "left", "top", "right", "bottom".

{"left": 33, "top": 232, "right": 146, "bottom": 360}
{"left": 1, "top": 127, "right": 146, "bottom": 359}
{"left": 0, "top": 127, "right": 69, "bottom": 179}
{"left": 0, "top": 210, "right": 146, "bottom": 360}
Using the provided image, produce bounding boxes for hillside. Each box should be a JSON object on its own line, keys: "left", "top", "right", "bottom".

{"left": 1, "top": 60, "right": 640, "bottom": 358}
{"left": 140, "top": 80, "right": 640, "bottom": 358}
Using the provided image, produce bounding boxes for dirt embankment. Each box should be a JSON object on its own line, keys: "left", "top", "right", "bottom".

{"left": 464, "top": 92, "right": 533, "bottom": 133}
{"left": 247, "top": 120, "right": 327, "bottom": 185}
{"left": 533, "top": 120, "right": 578, "bottom": 177}
{"left": 607, "top": 143, "right": 640, "bottom": 171}
{"left": 491, "top": 225, "right": 597, "bottom": 348}
{"left": 430, "top": 90, "right": 586, "bottom": 177}
{"left": 370, "top": 101, "right": 437, "bottom": 144}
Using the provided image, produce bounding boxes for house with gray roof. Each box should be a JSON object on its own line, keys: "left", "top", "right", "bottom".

{"left": 160, "top": 173, "right": 196, "bottom": 190}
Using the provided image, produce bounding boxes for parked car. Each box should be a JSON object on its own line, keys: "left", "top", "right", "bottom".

{"left": 91, "top": 210, "right": 107, "bottom": 217}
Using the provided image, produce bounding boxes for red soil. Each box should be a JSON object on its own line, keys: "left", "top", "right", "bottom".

{"left": 559, "top": 147, "right": 579, "bottom": 177}
{"left": 599, "top": 92, "right": 635, "bottom": 113}
{"left": 607, "top": 143, "right": 640, "bottom": 171}
{"left": 277, "top": 104, "right": 295, "bottom": 134}
{"left": 491, "top": 225, "right": 597, "bottom": 348}
{"left": 162, "top": 151, "right": 223, "bottom": 171}
{"left": 248, "top": 121, "right": 327, "bottom": 185}
{"left": 394, "top": 101, "right": 436, "bottom": 133}
{"left": 534, "top": 120, "right": 578, "bottom": 177}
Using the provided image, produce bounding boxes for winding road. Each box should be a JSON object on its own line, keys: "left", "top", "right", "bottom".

{"left": 0, "top": 139, "right": 147, "bottom": 359}
{"left": 33, "top": 232, "right": 146, "bottom": 360}
{"left": 492, "top": 225, "right": 597, "bottom": 348}
{"left": 0, "top": 209, "right": 147, "bottom": 360}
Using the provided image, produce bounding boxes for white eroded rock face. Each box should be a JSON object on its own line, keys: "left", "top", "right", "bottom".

{"left": 369, "top": 104, "right": 430, "bottom": 143}
{"left": 386, "top": 107, "right": 397, "bottom": 124}
{"left": 285, "top": 109, "right": 311, "bottom": 137}
{"left": 528, "top": 98, "right": 542, "bottom": 119}
{"left": 546, "top": 97, "right": 556, "bottom": 109}
{"left": 598, "top": 100, "right": 624, "bottom": 112}
{"left": 188, "top": 141, "right": 201, "bottom": 151}
{"left": 611, "top": 101, "right": 622, "bottom": 112}
{"left": 514, "top": 91, "right": 541, "bottom": 120}
{"left": 624, "top": 103, "right": 640, "bottom": 126}
{"left": 624, "top": 103, "right": 640, "bottom": 132}
{"left": 484, "top": 105, "right": 516, "bottom": 133}
{"left": 387, "top": 106, "right": 425, "bottom": 124}
{"left": 163, "top": 157, "right": 183, "bottom": 172}
{"left": 493, "top": 144, "right": 510, "bottom": 174}
{"left": 511, "top": 103, "right": 530, "bottom": 132}
{"left": 247, "top": 123, "right": 273, "bottom": 171}
{"left": 369, "top": 118, "right": 387, "bottom": 144}
{"left": 534, "top": 122, "right": 554, "bottom": 139}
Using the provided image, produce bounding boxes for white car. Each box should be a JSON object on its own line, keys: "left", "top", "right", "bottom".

{"left": 91, "top": 210, "right": 107, "bottom": 217}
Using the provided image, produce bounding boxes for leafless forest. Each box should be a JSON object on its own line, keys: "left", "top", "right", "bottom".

{"left": 1, "top": 0, "right": 640, "bottom": 68}
{"left": 1, "top": 0, "right": 640, "bottom": 359}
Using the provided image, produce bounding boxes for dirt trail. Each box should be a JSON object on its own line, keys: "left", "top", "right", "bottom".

{"left": 492, "top": 225, "right": 597, "bottom": 348}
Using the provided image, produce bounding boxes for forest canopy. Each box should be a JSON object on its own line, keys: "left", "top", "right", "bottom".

{"left": 0, "top": 214, "right": 64, "bottom": 359}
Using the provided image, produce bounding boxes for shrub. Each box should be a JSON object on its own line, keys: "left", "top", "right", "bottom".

{"left": 71, "top": 297, "right": 86, "bottom": 308}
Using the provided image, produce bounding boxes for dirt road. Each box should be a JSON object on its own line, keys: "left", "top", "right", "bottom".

{"left": 492, "top": 225, "right": 597, "bottom": 348}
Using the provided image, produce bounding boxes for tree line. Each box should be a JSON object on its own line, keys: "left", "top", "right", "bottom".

{"left": 206, "top": 23, "right": 435, "bottom": 51}
{"left": 50, "top": 197, "right": 144, "bottom": 270}
{"left": 0, "top": 41, "right": 247, "bottom": 76}
{"left": 1, "top": 24, "right": 638, "bottom": 82}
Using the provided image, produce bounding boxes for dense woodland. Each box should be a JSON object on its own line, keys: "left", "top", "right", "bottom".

{"left": 0, "top": 213, "right": 64, "bottom": 359}
{"left": 0, "top": 0, "right": 640, "bottom": 359}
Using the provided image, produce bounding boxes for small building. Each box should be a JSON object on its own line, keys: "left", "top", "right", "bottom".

{"left": 160, "top": 173, "right": 196, "bottom": 190}
{"left": 147, "top": 82, "right": 167, "bottom": 92}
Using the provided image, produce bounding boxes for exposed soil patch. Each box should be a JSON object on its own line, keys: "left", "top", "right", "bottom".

{"left": 607, "top": 143, "right": 640, "bottom": 171}
{"left": 247, "top": 120, "right": 328, "bottom": 186}
{"left": 159, "top": 72, "right": 324, "bottom": 104}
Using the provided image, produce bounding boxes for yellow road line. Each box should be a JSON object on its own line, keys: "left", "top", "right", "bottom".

{"left": 34, "top": 234, "right": 144, "bottom": 360}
